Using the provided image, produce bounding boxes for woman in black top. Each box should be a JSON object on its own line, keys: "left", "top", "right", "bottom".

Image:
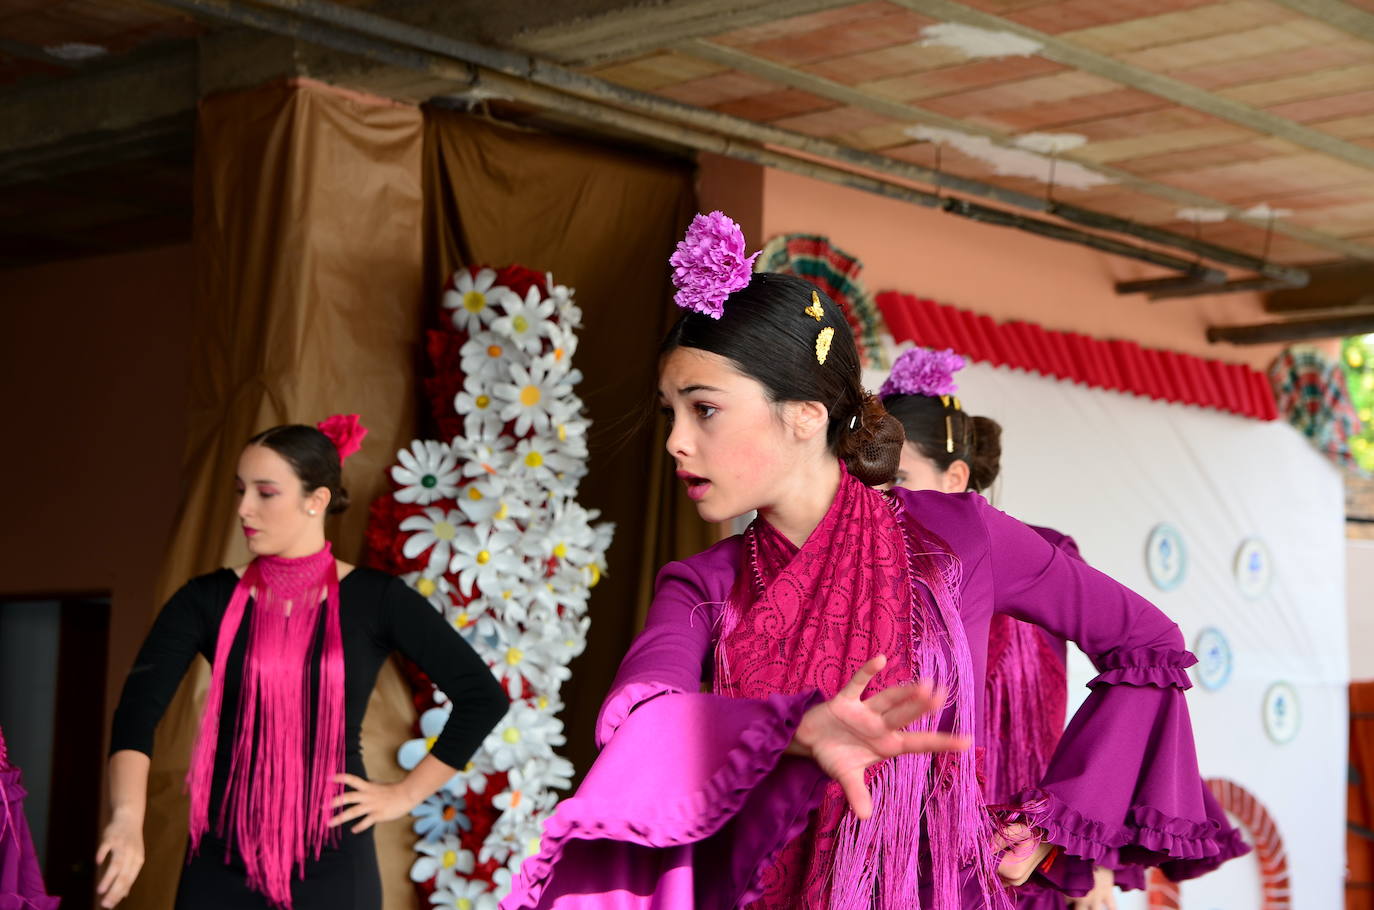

{"left": 97, "top": 420, "right": 508, "bottom": 910}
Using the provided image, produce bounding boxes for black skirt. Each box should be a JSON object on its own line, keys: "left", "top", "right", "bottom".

{"left": 174, "top": 828, "right": 381, "bottom": 910}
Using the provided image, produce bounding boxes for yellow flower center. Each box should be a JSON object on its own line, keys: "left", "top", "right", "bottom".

{"left": 526, "top": 836, "right": 541, "bottom": 856}
{"left": 505, "top": 647, "right": 523, "bottom": 666}
{"left": 467, "top": 487, "right": 483, "bottom": 500}
{"left": 432, "top": 521, "right": 456, "bottom": 542}
{"left": 462, "top": 290, "right": 485, "bottom": 313}
{"left": 464, "top": 761, "right": 475, "bottom": 773}
{"left": 524, "top": 451, "right": 544, "bottom": 468}
{"left": 557, "top": 424, "right": 568, "bottom": 441}
{"left": 475, "top": 394, "right": 490, "bottom": 410}
{"left": 495, "top": 503, "right": 509, "bottom": 520}
{"left": 512, "top": 315, "right": 528, "bottom": 333}
{"left": 486, "top": 344, "right": 502, "bottom": 358}
{"left": 503, "top": 727, "right": 521, "bottom": 744}
{"left": 442, "top": 805, "right": 457, "bottom": 821}
{"left": 520, "top": 384, "right": 541, "bottom": 406}
{"left": 553, "top": 542, "right": 567, "bottom": 559}
{"left": 475, "top": 549, "right": 491, "bottom": 565}
{"left": 554, "top": 347, "right": 565, "bottom": 361}
{"left": 457, "top": 899, "right": 472, "bottom": 910}
{"left": 537, "top": 695, "right": 549, "bottom": 709}
{"left": 416, "top": 578, "right": 437, "bottom": 597}
{"left": 425, "top": 735, "right": 438, "bottom": 751}
{"left": 454, "top": 612, "right": 470, "bottom": 629}
{"left": 587, "top": 563, "right": 602, "bottom": 587}
{"left": 510, "top": 789, "right": 523, "bottom": 808}
{"left": 442, "top": 849, "right": 458, "bottom": 867}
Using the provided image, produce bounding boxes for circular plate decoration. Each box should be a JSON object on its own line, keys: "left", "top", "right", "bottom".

{"left": 1234, "top": 537, "right": 1273, "bottom": 600}
{"left": 1145, "top": 523, "right": 1188, "bottom": 592}
{"left": 1193, "top": 627, "right": 1233, "bottom": 692}
{"left": 1262, "top": 681, "right": 1300, "bottom": 745}
{"left": 1147, "top": 778, "right": 1289, "bottom": 910}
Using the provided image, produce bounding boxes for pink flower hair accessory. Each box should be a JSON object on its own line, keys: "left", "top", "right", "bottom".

{"left": 317, "top": 414, "right": 368, "bottom": 462}
{"left": 669, "top": 210, "right": 760, "bottom": 319}
{"left": 879, "top": 347, "right": 966, "bottom": 399}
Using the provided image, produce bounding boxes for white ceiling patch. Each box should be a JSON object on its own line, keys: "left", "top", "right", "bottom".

{"left": 919, "top": 23, "right": 1043, "bottom": 59}
{"left": 1242, "top": 203, "right": 1295, "bottom": 220}
{"left": 907, "top": 125, "right": 1114, "bottom": 190}
{"left": 1012, "top": 133, "right": 1088, "bottom": 155}
{"left": 1176, "top": 207, "right": 1229, "bottom": 223}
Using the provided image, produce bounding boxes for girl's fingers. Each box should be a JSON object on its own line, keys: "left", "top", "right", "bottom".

{"left": 331, "top": 790, "right": 364, "bottom": 809}
{"left": 329, "top": 803, "right": 371, "bottom": 827}
{"left": 350, "top": 814, "right": 376, "bottom": 834}
{"left": 333, "top": 773, "right": 369, "bottom": 790}
{"left": 836, "top": 768, "right": 873, "bottom": 820}
{"left": 837, "top": 655, "right": 886, "bottom": 700}
{"left": 894, "top": 731, "right": 970, "bottom": 755}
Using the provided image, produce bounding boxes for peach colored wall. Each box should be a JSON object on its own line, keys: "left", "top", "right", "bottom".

{"left": 0, "top": 243, "right": 193, "bottom": 775}
{"left": 705, "top": 160, "right": 1293, "bottom": 371}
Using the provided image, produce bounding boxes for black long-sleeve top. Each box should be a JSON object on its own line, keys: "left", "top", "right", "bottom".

{"left": 110, "top": 567, "right": 508, "bottom": 798}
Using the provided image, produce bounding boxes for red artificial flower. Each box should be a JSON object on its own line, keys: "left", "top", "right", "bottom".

{"left": 316, "top": 413, "right": 368, "bottom": 462}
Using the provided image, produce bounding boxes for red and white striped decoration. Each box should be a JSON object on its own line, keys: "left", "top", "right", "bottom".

{"left": 1145, "top": 778, "right": 1287, "bottom": 909}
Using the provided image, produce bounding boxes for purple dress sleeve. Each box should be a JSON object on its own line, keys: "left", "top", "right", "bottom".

{"left": 975, "top": 499, "right": 1249, "bottom": 893}
{"left": 504, "top": 537, "right": 829, "bottom": 910}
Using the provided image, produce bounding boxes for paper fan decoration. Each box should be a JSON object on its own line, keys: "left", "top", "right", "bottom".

{"left": 755, "top": 234, "right": 888, "bottom": 368}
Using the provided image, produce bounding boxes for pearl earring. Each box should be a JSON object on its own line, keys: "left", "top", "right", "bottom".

{"left": 308, "top": 509, "right": 318, "bottom": 516}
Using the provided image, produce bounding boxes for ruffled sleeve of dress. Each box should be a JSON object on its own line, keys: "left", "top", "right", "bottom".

{"left": 975, "top": 498, "right": 1250, "bottom": 895}
{"left": 503, "top": 537, "right": 829, "bottom": 910}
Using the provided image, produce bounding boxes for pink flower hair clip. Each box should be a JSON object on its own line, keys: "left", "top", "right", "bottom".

{"left": 879, "top": 347, "right": 966, "bottom": 399}
{"left": 317, "top": 413, "right": 368, "bottom": 462}
{"left": 669, "top": 211, "right": 760, "bottom": 319}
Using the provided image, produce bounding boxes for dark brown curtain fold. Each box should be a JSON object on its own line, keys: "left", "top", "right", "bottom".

{"left": 421, "top": 109, "right": 713, "bottom": 774}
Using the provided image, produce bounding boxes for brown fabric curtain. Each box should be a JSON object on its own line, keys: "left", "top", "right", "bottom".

{"left": 422, "top": 110, "right": 713, "bottom": 775}
{"left": 129, "top": 79, "right": 426, "bottom": 910}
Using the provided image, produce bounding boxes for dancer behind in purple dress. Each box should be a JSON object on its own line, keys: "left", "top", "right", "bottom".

{"left": 98, "top": 418, "right": 507, "bottom": 910}
{"left": 504, "top": 212, "right": 1247, "bottom": 910}
{"left": 881, "top": 347, "right": 1120, "bottom": 909}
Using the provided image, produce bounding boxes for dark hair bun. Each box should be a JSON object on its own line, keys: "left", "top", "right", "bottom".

{"left": 328, "top": 485, "right": 351, "bottom": 515}
{"left": 966, "top": 416, "right": 1002, "bottom": 493}
{"left": 838, "top": 393, "right": 905, "bottom": 487}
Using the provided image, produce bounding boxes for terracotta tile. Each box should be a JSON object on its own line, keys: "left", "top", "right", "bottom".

{"left": 919, "top": 71, "right": 1119, "bottom": 117}
{"left": 1309, "top": 113, "right": 1374, "bottom": 140}
{"left": 1266, "top": 89, "right": 1374, "bottom": 124}
{"left": 657, "top": 70, "right": 783, "bottom": 107}
{"left": 712, "top": 2, "right": 900, "bottom": 48}
{"left": 770, "top": 104, "right": 895, "bottom": 137}
{"left": 803, "top": 42, "right": 966, "bottom": 85}
{"left": 1061, "top": 1, "right": 1295, "bottom": 56}
{"left": 861, "top": 56, "right": 1067, "bottom": 102}
{"left": 1174, "top": 40, "right": 1374, "bottom": 91}
{"left": 735, "top": 9, "right": 936, "bottom": 67}
{"left": 838, "top": 121, "right": 927, "bottom": 150}
{"left": 1069, "top": 106, "right": 1220, "bottom": 142}
{"left": 1008, "top": 0, "right": 1220, "bottom": 35}
{"left": 1162, "top": 154, "right": 1374, "bottom": 202}
{"left": 968, "top": 88, "right": 1168, "bottom": 132}
{"left": 1117, "top": 21, "right": 1346, "bottom": 75}
{"left": 1076, "top": 126, "right": 1256, "bottom": 164}
{"left": 1221, "top": 63, "right": 1374, "bottom": 107}
{"left": 588, "top": 51, "right": 727, "bottom": 93}
{"left": 1113, "top": 140, "right": 1289, "bottom": 176}
{"left": 713, "top": 88, "right": 836, "bottom": 120}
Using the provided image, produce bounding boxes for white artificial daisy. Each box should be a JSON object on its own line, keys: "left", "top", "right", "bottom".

{"left": 521, "top": 499, "right": 598, "bottom": 568}
{"left": 456, "top": 474, "right": 532, "bottom": 529}
{"left": 443, "top": 753, "right": 494, "bottom": 797}
{"left": 461, "top": 330, "right": 525, "bottom": 382}
{"left": 491, "top": 628, "right": 568, "bottom": 699}
{"left": 545, "top": 272, "right": 582, "bottom": 326}
{"left": 544, "top": 320, "right": 580, "bottom": 367}
{"left": 478, "top": 825, "right": 518, "bottom": 866}
{"left": 401, "top": 570, "right": 454, "bottom": 614}
{"left": 491, "top": 763, "right": 538, "bottom": 823}
{"left": 444, "top": 594, "right": 495, "bottom": 638}
{"left": 429, "top": 878, "right": 497, "bottom": 910}
{"left": 492, "top": 359, "right": 572, "bottom": 437}
{"left": 392, "top": 440, "right": 462, "bottom": 504}
{"left": 484, "top": 700, "right": 566, "bottom": 771}
{"left": 540, "top": 612, "right": 590, "bottom": 670}
{"left": 490, "top": 284, "right": 555, "bottom": 355}
{"left": 449, "top": 522, "right": 526, "bottom": 598}
{"left": 400, "top": 507, "right": 467, "bottom": 575}
{"left": 548, "top": 399, "right": 590, "bottom": 460}
{"left": 452, "top": 375, "right": 505, "bottom": 441}
{"left": 450, "top": 437, "right": 513, "bottom": 478}
{"left": 410, "top": 834, "right": 474, "bottom": 887}
{"left": 443, "top": 267, "right": 508, "bottom": 335}
{"left": 508, "top": 437, "right": 579, "bottom": 488}
{"left": 398, "top": 706, "right": 451, "bottom": 772}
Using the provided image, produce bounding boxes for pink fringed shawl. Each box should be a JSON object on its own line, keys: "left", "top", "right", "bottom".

{"left": 714, "top": 467, "right": 1010, "bottom": 909}
{"left": 982, "top": 615, "right": 1067, "bottom": 805}
{"left": 186, "top": 545, "right": 345, "bottom": 910}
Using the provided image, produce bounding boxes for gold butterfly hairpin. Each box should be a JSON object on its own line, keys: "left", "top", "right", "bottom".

{"left": 804, "top": 291, "right": 824, "bottom": 321}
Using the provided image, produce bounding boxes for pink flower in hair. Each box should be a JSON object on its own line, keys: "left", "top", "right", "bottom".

{"left": 879, "top": 347, "right": 966, "bottom": 398}
{"left": 317, "top": 413, "right": 368, "bottom": 462}
{"left": 669, "top": 210, "right": 759, "bottom": 319}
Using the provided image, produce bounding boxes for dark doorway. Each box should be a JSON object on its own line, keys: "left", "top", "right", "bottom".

{"left": 0, "top": 596, "right": 110, "bottom": 908}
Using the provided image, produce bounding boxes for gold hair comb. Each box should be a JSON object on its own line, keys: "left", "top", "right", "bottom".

{"left": 804, "top": 291, "right": 824, "bottom": 321}
{"left": 815, "top": 326, "right": 835, "bottom": 365}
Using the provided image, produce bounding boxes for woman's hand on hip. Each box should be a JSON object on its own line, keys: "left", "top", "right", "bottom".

{"left": 329, "top": 774, "right": 420, "bottom": 834}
